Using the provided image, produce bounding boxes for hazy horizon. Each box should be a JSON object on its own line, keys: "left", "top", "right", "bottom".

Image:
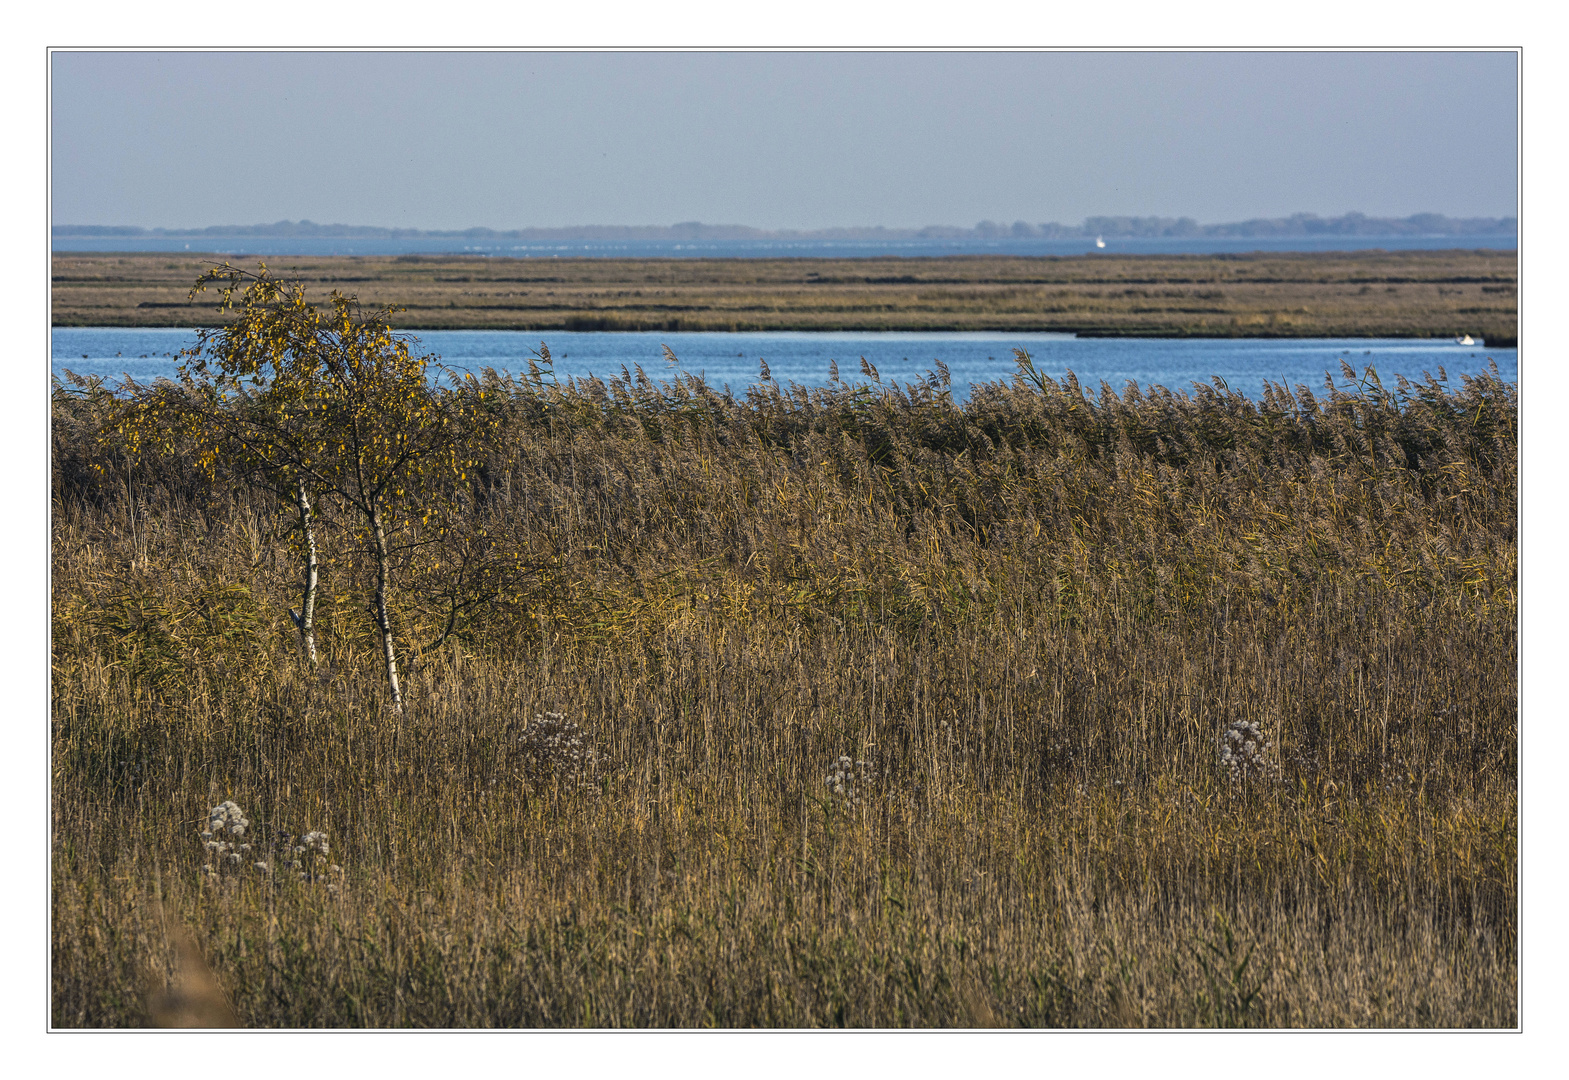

{"left": 50, "top": 211, "right": 1520, "bottom": 235}
{"left": 50, "top": 51, "right": 1518, "bottom": 232}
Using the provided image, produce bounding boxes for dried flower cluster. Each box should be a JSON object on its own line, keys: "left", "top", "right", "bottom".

{"left": 199, "top": 800, "right": 255, "bottom": 877}
{"left": 197, "top": 798, "right": 341, "bottom": 890}
{"left": 1218, "top": 721, "right": 1273, "bottom": 783}
{"left": 824, "top": 755, "right": 876, "bottom": 806}
{"left": 513, "top": 712, "right": 599, "bottom": 790}
{"left": 275, "top": 829, "right": 342, "bottom": 889}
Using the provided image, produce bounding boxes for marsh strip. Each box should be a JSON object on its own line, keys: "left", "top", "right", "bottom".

{"left": 53, "top": 250, "right": 1517, "bottom": 342}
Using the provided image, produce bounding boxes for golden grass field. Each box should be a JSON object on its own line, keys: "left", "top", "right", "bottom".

{"left": 52, "top": 249, "right": 1517, "bottom": 341}
{"left": 51, "top": 343, "right": 1516, "bottom": 1028}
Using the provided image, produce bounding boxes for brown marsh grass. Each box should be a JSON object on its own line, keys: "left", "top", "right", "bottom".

{"left": 52, "top": 250, "right": 1518, "bottom": 341}
{"left": 50, "top": 355, "right": 1517, "bottom": 1027}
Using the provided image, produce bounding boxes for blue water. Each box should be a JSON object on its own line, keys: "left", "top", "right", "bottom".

{"left": 52, "top": 328, "right": 1518, "bottom": 404}
{"left": 50, "top": 234, "right": 1517, "bottom": 259}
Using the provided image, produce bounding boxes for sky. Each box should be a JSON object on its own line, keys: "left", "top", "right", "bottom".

{"left": 48, "top": 50, "right": 1518, "bottom": 232}
{"left": 52, "top": 50, "right": 1518, "bottom": 232}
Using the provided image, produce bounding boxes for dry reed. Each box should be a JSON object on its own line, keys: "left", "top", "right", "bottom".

{"left": 50, "top": 355, "right": 1517, "bottom": 1027}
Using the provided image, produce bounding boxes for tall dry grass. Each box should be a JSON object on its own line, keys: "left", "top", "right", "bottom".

{"left": 51, "top": 355, "right": 1517, "bottom": 1027}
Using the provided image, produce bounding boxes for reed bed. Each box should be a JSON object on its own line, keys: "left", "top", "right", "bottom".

{"left": 50, "top": 356, "right": 1517, "bottom": 1027}
{"left": 52, "top": 250, "right": 1517, "bottom": 340}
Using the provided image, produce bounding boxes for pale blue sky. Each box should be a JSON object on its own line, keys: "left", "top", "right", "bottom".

{"left": 50, "top": 50, "right": 1518, "bottom": 231}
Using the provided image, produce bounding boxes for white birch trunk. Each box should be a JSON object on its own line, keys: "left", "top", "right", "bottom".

{"left": 370, "top": 502, "right": 404, "bottom": 713}
{"left": 293, "top": 480, "right": 320, "bottom": 669}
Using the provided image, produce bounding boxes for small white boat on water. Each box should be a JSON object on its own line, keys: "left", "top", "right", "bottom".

{"left": 1095, "top": 236, "right": 1106, "bottom": 249}
{"left": 1455, "top": 333, "right": 1474, "bottom": 345}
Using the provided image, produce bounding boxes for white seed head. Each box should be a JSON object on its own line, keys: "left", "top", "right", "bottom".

{"left": 1218, "top": 720, "right": 1273, "bottom": 783}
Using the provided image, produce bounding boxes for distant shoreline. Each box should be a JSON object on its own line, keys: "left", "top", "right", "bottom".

{"left": 49, "top": 238, "right": 1518, "bottom": 262}
{"left": 50, "top": 214, "right": 1517, "bottom": 262}
{"left": 51, "top": 211, "right": 1518, "bottom": 243}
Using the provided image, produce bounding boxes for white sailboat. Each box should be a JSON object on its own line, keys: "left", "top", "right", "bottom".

{"left": 1455, "top": 333, "right": 1474, "bottom": 345}
{"left": 1095, "top": 236, "right": 1106, "bottom": 249}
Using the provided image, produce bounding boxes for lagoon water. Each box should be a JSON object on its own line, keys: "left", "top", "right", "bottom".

{"left": 52, "top": 234, "right": 1516, "bottom": 260}
{"left": 53, "top": 328, "right": 1518, "bottom": 404}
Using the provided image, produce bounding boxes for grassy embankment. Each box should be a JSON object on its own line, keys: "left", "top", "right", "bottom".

{"left": 52, "top": 249, "right": 1517, "bottom": 342}
{"left": 52, "top": 354, "right": 1516, "bottom": 1027}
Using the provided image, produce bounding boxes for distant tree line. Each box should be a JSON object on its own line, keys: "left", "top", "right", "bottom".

{"left": 53, "top": 212, "right": 1517, "bottom": 243}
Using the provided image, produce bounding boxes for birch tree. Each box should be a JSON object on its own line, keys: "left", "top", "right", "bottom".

{"left": 113, "top": 315, "right": 329, "bottom": 669}
{"left": 120, "top": 264, "right": 493, "bottom": 714}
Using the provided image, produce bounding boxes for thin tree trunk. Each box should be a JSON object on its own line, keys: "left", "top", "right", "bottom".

{"left": 370, "top": 501, "right": 404, "bottom": 713}
{"left": 293, "top": 480, "right": 320, "bottom": 669}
